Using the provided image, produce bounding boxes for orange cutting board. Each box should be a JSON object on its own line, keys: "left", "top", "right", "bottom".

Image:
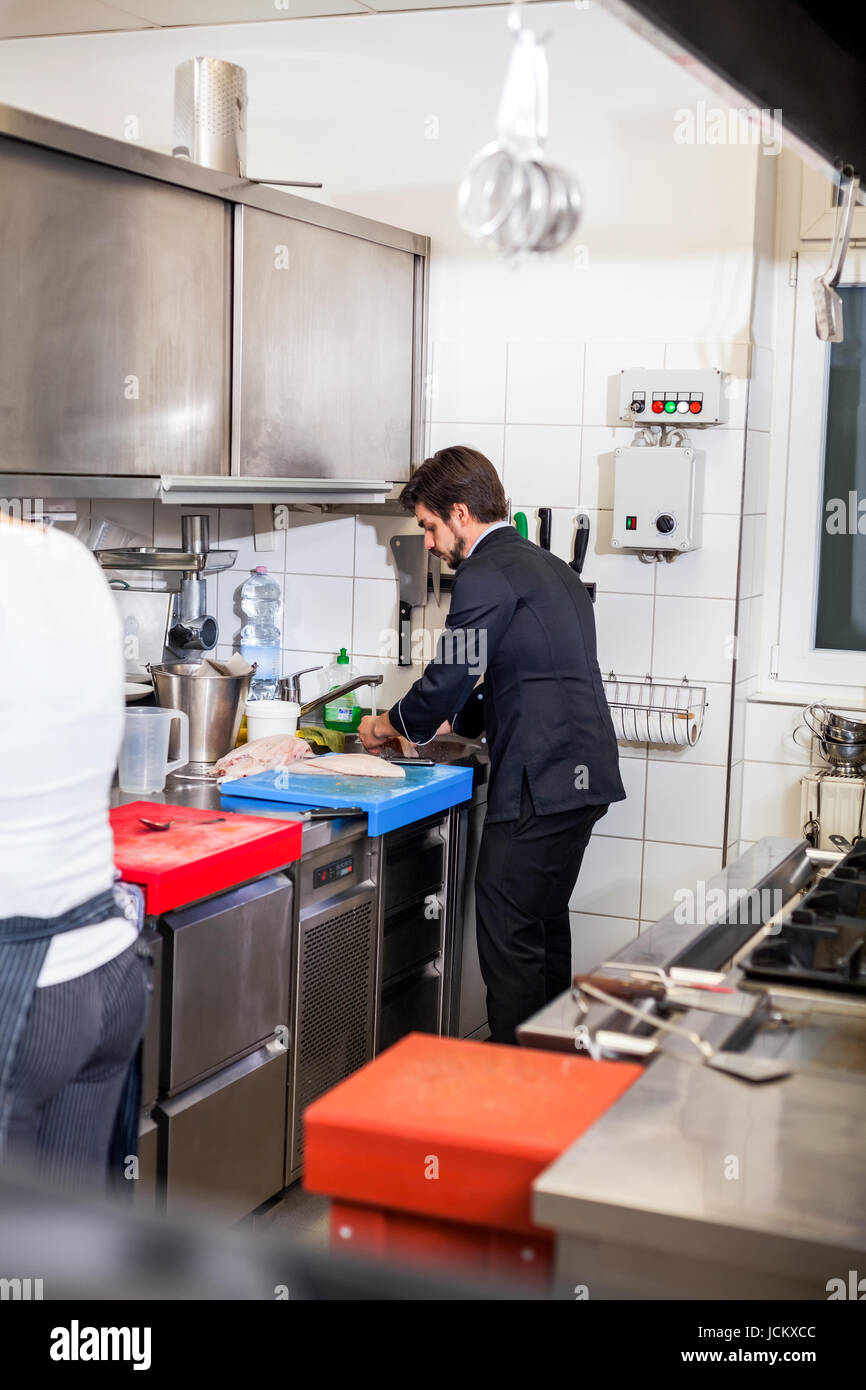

{"left": 304, "top": 1033, "right": 643, "bottom": 1235}
{"left": 111, "top": 800, "right": 302, "bottom": 914}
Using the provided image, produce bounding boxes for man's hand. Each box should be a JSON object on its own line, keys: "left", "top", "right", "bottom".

{"left": 358, "top": 713, "right": 400, "bottom": 751}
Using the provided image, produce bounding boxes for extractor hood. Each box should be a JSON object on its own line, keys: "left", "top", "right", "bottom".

{"left": 607, "top": 0, "right": 866, "bottom": 175}
{"left": 0, "top": 474, "right": 396, "bottom": 506}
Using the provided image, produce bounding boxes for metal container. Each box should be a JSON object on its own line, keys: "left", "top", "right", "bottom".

{"left": 823, "top": 709, "right": 866, "bottom": 743}
{"left": 805, "top": 701, "right": 866, "bottom": 744}
{"left": 150, "top": 662, "right": 252, "bottom": 765}
{"left": 819, "top": 736, "right": 866, "bottom": 769}
{"left": 173, "top": 57, "right": 247, "bottom": 177}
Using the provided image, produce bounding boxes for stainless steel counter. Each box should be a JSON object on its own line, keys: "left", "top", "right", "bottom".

{"left": 518, "top": 837, "right": 812, "bottom": 1051}
{"left": 526, "top": 837, "right": 866, "bottom": 1299}
{"left": 111, "top": 777, "right": 362, "bottom": 859}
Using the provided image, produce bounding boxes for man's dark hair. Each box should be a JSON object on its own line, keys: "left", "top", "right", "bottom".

{"left": 400, "top": 446, "right": 508, "bottom": 523}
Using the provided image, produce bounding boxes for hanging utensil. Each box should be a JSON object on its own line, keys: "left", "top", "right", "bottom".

{"left": 575, "top": 979, "right": 793, "bottom": 1084}
{"left": 570, "top": 513, "right": 596, "bottom": 602}
{"left": 812, "top": 171, "right": 860, "bottom": 342}
{"left": 428, "top": 552, "right": 441, "bottom": 606}
{"left": 456, "top": 13, "right": 581, "bottom": 259}
{"left": 538, "top": 506, "right": 552, "bottom": 550}
{"left": 390, "top": 534, "right": 428, "bottom": 667}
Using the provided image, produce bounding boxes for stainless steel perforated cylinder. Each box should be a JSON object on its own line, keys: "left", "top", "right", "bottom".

{"left": 173, "top": 57, "right": 247, "bottom": 177}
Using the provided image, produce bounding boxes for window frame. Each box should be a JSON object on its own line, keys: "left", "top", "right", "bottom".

{"left": 777, "top": 248, "right": 866, "bottom": 684}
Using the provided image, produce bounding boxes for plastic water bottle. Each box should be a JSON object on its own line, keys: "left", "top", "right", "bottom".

{"left": 240, "top": 566, "right": 281, "bottom": 700}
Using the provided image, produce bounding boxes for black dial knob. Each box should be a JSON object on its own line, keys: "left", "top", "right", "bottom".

{"left": 631, "top": 399, "right": 645, "bottom": 413}
{"left": 655, "top": 513, "right": 676, "bottom": 534}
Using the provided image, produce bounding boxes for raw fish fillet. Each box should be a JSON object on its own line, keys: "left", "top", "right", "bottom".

{"left": 215, "top": 735, "right": 313, "bottom": 780}
{"left": 288, "top": 753, "right": 405, "bottom": 780}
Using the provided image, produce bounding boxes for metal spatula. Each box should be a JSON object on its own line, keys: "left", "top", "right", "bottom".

{"left": 812, "top": 172, "right": 860, "bottom": 343}
{"left": 576, "top": 980, "right": 792, "bottom": 1084}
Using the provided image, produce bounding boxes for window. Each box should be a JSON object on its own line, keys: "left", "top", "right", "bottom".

{"left": 814, "top": 287, "right": 866, "bottom": 652}
{"left": 777, "top": 247, "right": 866, "bottom": 685}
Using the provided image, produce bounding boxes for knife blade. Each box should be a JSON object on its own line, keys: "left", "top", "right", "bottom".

{"left": 429, "top": 551, "right": 441, "bottom": 605}
{"left": 390, "top": 534, "right": 427, "bottom": 667}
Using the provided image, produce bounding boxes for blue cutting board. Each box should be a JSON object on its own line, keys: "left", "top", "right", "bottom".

{"left": 219, "top": 761, "right": 473, "bottom": 835}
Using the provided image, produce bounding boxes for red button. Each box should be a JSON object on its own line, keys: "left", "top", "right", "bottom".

{"left": 651, "top": 400, "right": 665, "bottom": 414}
{"left": 689, "top": 401, "right": 702, "bottom": 414}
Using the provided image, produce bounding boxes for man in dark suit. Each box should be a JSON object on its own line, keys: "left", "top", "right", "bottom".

{"left": 359, "top": 446, "right": 625, "bottom": 1044}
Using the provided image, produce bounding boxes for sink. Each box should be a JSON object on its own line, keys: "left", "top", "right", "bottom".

{"left": 336, "top": 732, "right": 487, "bottom": 768}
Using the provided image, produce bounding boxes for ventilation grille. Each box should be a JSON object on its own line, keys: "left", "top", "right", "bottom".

{"left": 292, "top": 897, "right": 374, "bottom": 1170}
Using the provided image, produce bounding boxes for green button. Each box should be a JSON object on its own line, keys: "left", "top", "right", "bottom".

{"left": 664, "top": 400, "right": 677, "bottom": 414}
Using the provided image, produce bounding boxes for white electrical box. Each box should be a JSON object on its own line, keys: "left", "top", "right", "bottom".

{"left": 610, "top": 447, "right": 704, "bottom": 552}
{"left": 618, "top": 368, "right": 727, "bottom": 424}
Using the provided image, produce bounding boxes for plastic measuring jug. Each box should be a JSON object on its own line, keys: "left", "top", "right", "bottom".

{"left": 119, "top": 707, "right": 189, "bottom": 793}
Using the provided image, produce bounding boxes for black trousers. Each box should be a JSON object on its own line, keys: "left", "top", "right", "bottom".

{"left": 475, "top": 779, "right": 608, "bottom": 1045}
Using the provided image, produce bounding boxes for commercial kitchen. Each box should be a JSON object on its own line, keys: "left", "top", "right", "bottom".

{"left": 0, "top": 0, "right": 865, "bottom": 1316}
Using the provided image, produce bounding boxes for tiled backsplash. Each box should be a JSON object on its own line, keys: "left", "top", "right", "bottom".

{"left": 74, "top": 499, "right": 428, "bottom": 711}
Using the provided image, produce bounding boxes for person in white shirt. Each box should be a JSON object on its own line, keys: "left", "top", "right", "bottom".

{"left": 0, "top": 515, "right": 149, "bottom": 1184}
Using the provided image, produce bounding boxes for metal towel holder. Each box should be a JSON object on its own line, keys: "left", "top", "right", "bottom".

{"left": 602, "top": 672, "right": 707, "bottom": 748}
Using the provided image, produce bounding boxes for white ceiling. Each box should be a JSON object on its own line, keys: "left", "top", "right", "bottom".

{"left": 0, "top": 0, "right": 542, "bottom": 37}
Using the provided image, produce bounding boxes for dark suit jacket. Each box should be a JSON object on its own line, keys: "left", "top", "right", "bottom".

{"left": 388, "top": 526, "right": 625, "bottom": 823}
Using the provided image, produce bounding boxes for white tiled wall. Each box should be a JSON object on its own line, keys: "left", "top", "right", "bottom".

{"left": 429, "top": 331, "right": 759, "bottom": 965}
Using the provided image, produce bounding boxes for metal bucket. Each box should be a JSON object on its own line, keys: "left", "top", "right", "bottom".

{"left": 149, "top": 662, "right": 252, "bottom": 765}
{"left": 172, "top": 58, "right": 247, "bottom": 177}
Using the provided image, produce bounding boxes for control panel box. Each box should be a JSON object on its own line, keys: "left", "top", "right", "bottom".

{"left": 618, "top": 368, "right": 727, "bottom": 424}
{"left": 610, "top": 447, "right": 703, "bottom": 553}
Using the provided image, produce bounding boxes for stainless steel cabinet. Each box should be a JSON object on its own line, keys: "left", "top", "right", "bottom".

{"left": 155, "top": 1039, "right": 288, "bottom": 1223}
{"left": 159, "top": 874, "right": 292, "bottom": 1094}
{"left": 0, "top": 139, "right": 230, "bottom": 476}
{"left": 233, "top": 207, "right": 417, "bottom": 480}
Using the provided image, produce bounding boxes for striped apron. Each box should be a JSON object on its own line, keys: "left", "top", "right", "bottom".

{"left": 0, "top": 887, "right": 126, "bottom": 1153}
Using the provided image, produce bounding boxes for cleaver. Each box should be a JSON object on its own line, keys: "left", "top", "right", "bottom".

{"left": 390, "top": 534, "right": 428, "bottom": 666}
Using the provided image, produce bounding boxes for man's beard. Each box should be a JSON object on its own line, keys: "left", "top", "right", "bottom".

{"left": 437, "top": 529, "right": 466, "bottom": 569}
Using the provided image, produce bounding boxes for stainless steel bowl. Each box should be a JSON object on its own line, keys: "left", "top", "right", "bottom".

{"left": 823, "top": 708, "right": 866, "bottom": 742}
{"left": 819, "top": 735, "right": 866, "bottom": 769}
{"left": 149, "top": 661, "right": 253, "bottom": 765}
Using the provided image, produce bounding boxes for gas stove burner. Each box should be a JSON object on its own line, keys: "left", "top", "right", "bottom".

{"left": 742, "top": 838, "right": 866, "bottom": 993}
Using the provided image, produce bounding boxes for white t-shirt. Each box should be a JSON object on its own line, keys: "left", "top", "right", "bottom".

{"left": 0, "top": 520, "right": 136, "bottom": 986}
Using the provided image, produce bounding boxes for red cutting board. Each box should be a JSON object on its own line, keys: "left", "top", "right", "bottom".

{"left": 111, "top": 801, "right": 302, "bottom": 914}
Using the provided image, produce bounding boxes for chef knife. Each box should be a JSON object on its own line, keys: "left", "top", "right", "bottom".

{"left": 573, "top": 973, "right": 758, "bottom": 1018}
{"left": 390, "top": 533, "right": 427, "bottom": 667}
{"left": 570, "top": 514, "right": 590, "bottom": 573}
{"left": 571, "top": 512, "right": 596, "bottom": 603}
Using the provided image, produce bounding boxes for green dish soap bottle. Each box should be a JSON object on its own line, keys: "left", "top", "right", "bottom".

{"left": 323, "top": 647, "right": 362, "bottom": 732}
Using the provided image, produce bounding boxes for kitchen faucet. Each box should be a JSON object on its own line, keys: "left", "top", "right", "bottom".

{"left": 297, "top": 674, "right": 384, "bottom": 720}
